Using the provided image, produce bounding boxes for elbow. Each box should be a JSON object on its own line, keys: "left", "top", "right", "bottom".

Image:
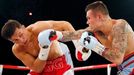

{"left": 30, "top": 66, "right": 44, "bottom": 73}
{"left": 62, "top": 21, "right": 75, "bottom": 31}
{"left": 112, "top": 60, "right": 123, "bottom": 65}
{"left": 28, "top": 64, "right": 45, "bottom": 73}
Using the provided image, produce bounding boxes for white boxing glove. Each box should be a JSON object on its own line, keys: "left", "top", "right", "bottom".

{"left": 79, "top": 32, "right": 105, "bottom": 55}
{"left": 73, "top": 40, "right": 92, "bottom": 61}
{"left": 38, "top": 29, "right": 63, "bottom": 60}
{"left": 41, "top": 29, "right": 63, "bottom": 41}
{"left": 38, "top": 29, "right": 53, "bottom": 60}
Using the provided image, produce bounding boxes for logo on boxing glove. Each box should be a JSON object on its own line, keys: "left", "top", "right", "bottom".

{"left": 49, "top": 31, "right": 58, "bottom": 41}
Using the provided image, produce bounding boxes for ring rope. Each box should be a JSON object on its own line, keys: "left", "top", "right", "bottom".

{"left": 73, "top": 63, "right": 117, "bottom": 71}
{"left": 0, "top": 63, "right": 117, "bottom": 71}
{"left": 2, "top": 65, "right": 29, "bottom": 70}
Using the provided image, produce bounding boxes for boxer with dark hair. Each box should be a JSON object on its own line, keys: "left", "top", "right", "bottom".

{"left": 1, "top": 20, "right": 75, "bottom": 75}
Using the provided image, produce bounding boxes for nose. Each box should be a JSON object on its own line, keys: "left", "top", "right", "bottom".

{"left": 86, "top": 21, "right": 90, "bottom": 25}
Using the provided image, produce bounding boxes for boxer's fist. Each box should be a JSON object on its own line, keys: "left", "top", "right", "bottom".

{"left": 37, "top": 30, "right": 53, "bottom": 60}
{"left": 38, "top": 29, "right": 63, "bottom": 46}
{"left": 79, "top": 32, "right": 105, "bottom": 55}
{"left": 76, "top": 46, "right": 92, "bottom": 61}
{"left": 73, "top": 40, "right": 92, "bottom": 61}
{"left": 38, "top": 29, "right": 55, "bottom": 47}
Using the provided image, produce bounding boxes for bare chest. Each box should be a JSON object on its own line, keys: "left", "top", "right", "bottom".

{"left": 24, "top": 39, "right": 39, "bottom": 57}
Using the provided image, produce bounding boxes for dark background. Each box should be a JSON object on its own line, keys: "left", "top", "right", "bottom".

{"left": 0, "top": 0, "right": 134, "bottom": 75}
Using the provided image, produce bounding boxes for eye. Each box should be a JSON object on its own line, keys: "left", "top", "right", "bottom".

{"left": 18, "top": 33, "right": 23, "bottom": 37}
{"left": 12, "top": 39, "right": 18, "bottom": 43}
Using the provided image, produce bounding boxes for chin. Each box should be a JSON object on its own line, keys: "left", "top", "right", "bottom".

{"left": 91, "top": 29, "right": 96, "bottom": 32}
{"left": 19, "top": 43, "right": 25, "bottom": 46}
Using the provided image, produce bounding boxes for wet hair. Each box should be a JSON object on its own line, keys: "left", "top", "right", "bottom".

{"left": 85, "top": 1, "right": 109, "bottom": 15}
{"left": 1, "top": 20, "right": 22, "bottom": 40}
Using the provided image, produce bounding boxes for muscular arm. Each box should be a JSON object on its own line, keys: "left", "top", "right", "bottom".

{"left": 30, "top": 20, "right": 92, "bottom": 42}
{"left": 61, "top": 27, "right": 91, "bottom": 42}
{"left": 103, "top": 20, "right": 128, "bottom": 65}
{"left": 29, "top": 20, "right": 76, "bottom": 35}
{"left": 12, "top": 45, "right": 46, "bottom": 73}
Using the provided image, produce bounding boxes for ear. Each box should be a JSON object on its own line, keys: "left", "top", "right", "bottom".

{"left": 97, "top": 13, "right": 103, "bottom": 20}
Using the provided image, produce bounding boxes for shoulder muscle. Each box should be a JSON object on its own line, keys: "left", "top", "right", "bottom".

{"left": 111, "top": 19, "right": 127, "bottom": 53}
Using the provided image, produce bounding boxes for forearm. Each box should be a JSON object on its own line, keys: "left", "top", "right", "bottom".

{"left": 22, "top": 54, "right": 47, "bottom": 73}
{"left": 30, "top": 58, "right": 47, "bottom": 73}
{"left": 31, "top": 29, "right": 52, "bottom": 72}
{"left": 61, "top": 29, "right": 86, "bottom": 42}
{"left": 32, "top": 58, "right": 46, "bottom": 73}
{"left": 79, "top": 31, "right": 125, "bottom": 65}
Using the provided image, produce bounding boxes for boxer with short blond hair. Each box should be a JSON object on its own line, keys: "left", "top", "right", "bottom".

{"left": 46, "top": 1, "right": 134, "bottom": 75}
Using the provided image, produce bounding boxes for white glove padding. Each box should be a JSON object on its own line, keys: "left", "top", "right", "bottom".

{"left": 39, "top": 29, "right": 63, "bottom": 43}
{"left": 38, "top": 29, "right": 63, "bottom": 46}
{"left": 38, "top": 29, "right": 53, "bottom": 60}
{"left": 38, "top": 44, "right": 51, "bottom": 60}
{"left": 73, "top": 40, "right": 92, "bottom": 61}
{"left": 38, "top": 29, "right": 54, "bottom": 47}
{"left": 79, "top": 32, "right": 105, "bottom": 55}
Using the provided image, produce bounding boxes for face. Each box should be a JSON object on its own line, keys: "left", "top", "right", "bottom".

{"left": 86, "top": 10, "right": 102, "bottom": 31}
{"left": 10, "top": 27, "right": 28, "bottom": 45}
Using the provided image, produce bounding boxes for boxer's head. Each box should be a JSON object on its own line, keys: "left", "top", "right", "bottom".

{"left": 1, "top": 20, "right": 28, "bottom": 45}
{"left": 85, "top": 1, "right": 110, "bottom": 31}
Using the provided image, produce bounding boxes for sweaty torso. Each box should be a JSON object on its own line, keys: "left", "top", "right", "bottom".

{"left": 14, "top": 26, "right": 63, "bottom": 61}
{"left": 94, "top": 19, "right": 134, "bottom": 57}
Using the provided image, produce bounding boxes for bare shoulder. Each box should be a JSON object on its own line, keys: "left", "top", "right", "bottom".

{"left": 117, "top": 19, "right": 127, "bottom": 27}
{"left": 111, "top": 19, "right": 127, "bottom": 41}
{"left": 47, "top": 20, "right": 74, "bottom": 31}
{"left": 12, "top": 44, "right": 26, "bottom": 59}
{"left": 32, "top": 21, "right": 53, "bottom": 28}
{"left": 12, "top": 44, "right": 19, "bottom": 53}
{"left": 27, "top": 21, "right": 53, "bottom": 34}
{"left": 112, "top": 19, "right": 127, "bottom": 34}
{"left": 111, "top": 19, "right": 128, "bottom": 52}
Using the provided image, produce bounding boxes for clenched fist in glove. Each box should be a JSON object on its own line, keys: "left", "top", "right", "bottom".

{"left": 79, "top": 32, "right": 105, "bottom": 55}
{"left": 37, "top": 29, "right": 63, "bottom": 60}
{"left": 73, "top": 40, "right": 92, "bottom": 61}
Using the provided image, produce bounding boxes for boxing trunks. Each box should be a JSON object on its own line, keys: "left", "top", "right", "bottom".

{"left": 59, "top": 42, "right": 74, "bottom": 68}
{"left": 28, "top": 55, "right": 72, "bottom": 75}
{"left": 117, "top": 52, "right": 134, "bottom": 75}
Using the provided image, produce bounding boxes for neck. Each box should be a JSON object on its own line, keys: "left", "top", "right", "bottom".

{"left": 100, "top": 17, "right": 113, "bottom": 36}
{"left": 25, "top": 30, "right": 33, "bottom": 44}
